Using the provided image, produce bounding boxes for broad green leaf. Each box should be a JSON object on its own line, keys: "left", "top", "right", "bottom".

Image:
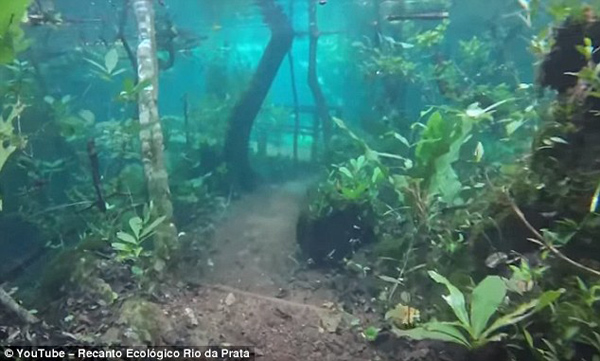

{"left": 372, "top": 167, "right": 383, "bottom": 183}
{"left": 0, "top": 0, "right": 32, "bottom": 64}
{"left": 111, "top": 242, "right": 132, "bottom": 252}
{"left": 481, "top": 290, "right": 562, "bottom": 340}
{"left": 116, "top": 231, "right": 138, "bottom": 245}
{"left": 506, "top": 120, "right": 525, "bottom": 136}
{"left": 338, "top": 166, "right": 353, "bottom": 178}
{"left": 393, "top": 322, "right": 471, "bottom": 348}
{"left": 128, "top": 216, "right": 143, "bottom": 238}
{"left": 139, "top": 215, "right": 167, "bottom": 240}
{"left": 104, "top": 48, "right": 119, "bottom": 74}
{"left": 428, "top": 271, "right": 470, "bottom": 328}
{"left": 470, "top": 276, "right": 507, "bottom": 338}
{"left": 78, "top": 109, "right": 95, "bottom": 123}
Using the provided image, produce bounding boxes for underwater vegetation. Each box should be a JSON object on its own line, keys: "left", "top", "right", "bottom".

{"left": 0, "top": 1, "right": 599, "bottom": 361}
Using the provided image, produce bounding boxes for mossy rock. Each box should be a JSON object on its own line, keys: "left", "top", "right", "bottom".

{"left": 104, "top": 298, "right": 173, "bottom": 345}
{"left": 37, "top": 237, "right": 112, "bottom": 302}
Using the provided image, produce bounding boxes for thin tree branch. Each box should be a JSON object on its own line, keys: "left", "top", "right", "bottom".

{"left": 507, "top": 196, "right": 600, "bottom": 277}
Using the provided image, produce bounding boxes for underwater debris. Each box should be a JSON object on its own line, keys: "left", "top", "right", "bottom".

{"left": 387, "top": 12, "right": 450, "bottom": 22}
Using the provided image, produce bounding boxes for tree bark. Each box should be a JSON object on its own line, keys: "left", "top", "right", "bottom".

{"left": 132, "top": 0, "right": 177, "bottom": 260}
{"left": 222, "top": 0, "right": 294, "bottom": 190}
{"left": 307, "top": 0, "right": 332, "bottom": 155}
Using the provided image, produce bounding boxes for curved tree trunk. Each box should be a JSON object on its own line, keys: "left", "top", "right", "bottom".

{"left": 132, "top": 0, "right": 177, "bottom": 262}
{"left": 222, "top": 0, "right": 294, "bottom": 190}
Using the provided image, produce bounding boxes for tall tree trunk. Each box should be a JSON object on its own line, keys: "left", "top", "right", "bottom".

{"left": 222, "top": 0, "right": 294, "bottom": 190}
{"left": 132, "top": 0, "right": 177, "bottom": 262}
{"left": 307, "top": 0, "right": 332, "bottom": 156}
{"left": 288, "top": 0, "right": 301, "bottom": 165}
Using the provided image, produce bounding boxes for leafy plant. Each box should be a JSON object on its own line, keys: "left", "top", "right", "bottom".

{"left": 117, "top": 78, "right": 152, "bottom": 103}
{"left": 362, "top": 326, "right": 380, "bottom": 342}
{"left": 0, "top": 102, "right": 27, "bottom": 211}
{"left": 111, "top": 203, "right": 166, "bottom": 277}
{"left": 393, "top": 271, "right": 563, "bottom": 349}
{"left": 0, "top": 0, "right": 32, "bottom": 64}
{"left": 84, "top": 48, "right": 126, "bottom": 81}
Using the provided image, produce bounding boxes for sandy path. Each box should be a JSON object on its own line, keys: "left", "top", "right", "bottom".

{"left": 162, "top": 180, "right": 391, "bottom": 361}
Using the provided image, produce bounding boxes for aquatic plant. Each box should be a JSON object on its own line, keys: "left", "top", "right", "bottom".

{"left": 0, "top": 0, "right": 32, "bottom": 64}
{"left": 84, "top": 48, "right": 126, "bottom": 82}
{"left": 111, "top": 202, "right": 166, "bottom": 277}
{"left": 0, "top": 102, "right": 27, "bottom": 211}
{"left": 394, "top": 271, "right": 564, "bottom": 350}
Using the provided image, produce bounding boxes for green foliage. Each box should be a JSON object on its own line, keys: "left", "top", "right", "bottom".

{"left": 414, "top": 110, "right": 472, "bottom": 204}
{"left": 43, "top": 95, "right": 95, "bottom": 140}
{"left": 84, "top": 48, "right": 126, "bottom": 81}
{"left": 111, "top": 203, "right": 166, "bottom": 277}
{"left": 0, "top": 0, "right": 32, "bottom": 64}
{"left": 394, "top": 271, "right": 563, "bottom": 349}
{"left": 362, "top": 326, "right": 380, "bottom": 342}
{"left": 0, "top": 102, "right": 27, "bottom": 211}
{"left": 526, "top": 277, "right": 600, "bottom": 360}
{"left": 414, "top": 21, "right": 450, "bottom": 48}
{"left": 118, "top": 78, "right": 152, "bottom": 103}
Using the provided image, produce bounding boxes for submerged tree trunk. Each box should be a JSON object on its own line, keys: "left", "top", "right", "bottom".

{"left": 132, "top": 0, "right": 177, "bottom": 261}
{"left": 222, "top": 0, "right": 294, "bottom": 190}
{"left": 307, "top": 0, "right": 332, "bottom": 155}
{"left": 288, "top": 0, "right": 301, "bottom": 165}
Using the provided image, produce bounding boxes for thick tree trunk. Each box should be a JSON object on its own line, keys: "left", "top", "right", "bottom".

{"left": 132, "top": 0, "right": 177, "bottom": 261}
{"left": 307, "top": 0, "right": 332, "bottom": 155}
{"left": 222, "top": 0, "right": 294, "bottom": 190}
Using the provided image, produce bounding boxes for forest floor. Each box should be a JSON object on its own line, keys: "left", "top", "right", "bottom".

{"left": 153, "top": 180, "right": 463, "bottom": 361}
{"left": 162, "top": 180, "right": 389, "bottom": 361}
{"left": 1, "top": 180, "right": 465, "bottom": 361}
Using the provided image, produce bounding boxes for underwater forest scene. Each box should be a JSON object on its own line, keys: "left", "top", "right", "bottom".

{"left": 2, "top": 0, "right": 600, "bottom": 360}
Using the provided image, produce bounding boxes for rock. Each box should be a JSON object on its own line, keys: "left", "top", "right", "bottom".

{"left": 225, "top": 293, "right": 236, "bottom": 306}
{"left": 105, "top": 298, "right": 173, "bottom": 345}
{"left": 184, "top": 307, "right": 199, "bottom": 327}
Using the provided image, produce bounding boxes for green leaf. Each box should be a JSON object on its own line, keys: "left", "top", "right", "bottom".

{"left": 372, "top": 167, "right": 383, "bottom": 183}
{"left": 378, "top": 275, "right": 403, "bottom": 285}
{"left": 104, "top": 48, "right": 119, "bottom": 74}
{"left": 393, "top": 132, "right": 411, "bottom": 147}
{"left": 338, "top": 166, "right": 353, "bottom": 178}
{"left": 362, "top": 326, "right": 380, "bottom": 342}
{"left": 139, "top": 215, "right": 167, "bottom": 240}
{"left": 84, "top": 57, "right": 108, "bottom": 72}
{"left": 393, "top": 322, "right": 471, "bottom": 348}
{"left": 78, "top": 109, "right": 95, "bottom": 123}
{"left": 116, "top": 231, "right": 138, "bottom": 245}
{"left": 481, "top": 289, "right": 563, "bottom": 340}
{"left": 0, "top": 0, "right": 32, "bottom": 64}
{"left": 111, "top": 242, "right": 132, "bottom": 252}
{"left": 428, "top": 271, "right": 470, "bottom": 328}
{"left": 470, "top": 276, "right": 507, "bottom": 338}
{"left": 131, "top": 265, "right": 144, "bottom": 276}
{"left": 129, "top": 216, "right": 143, "bottom": 238}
